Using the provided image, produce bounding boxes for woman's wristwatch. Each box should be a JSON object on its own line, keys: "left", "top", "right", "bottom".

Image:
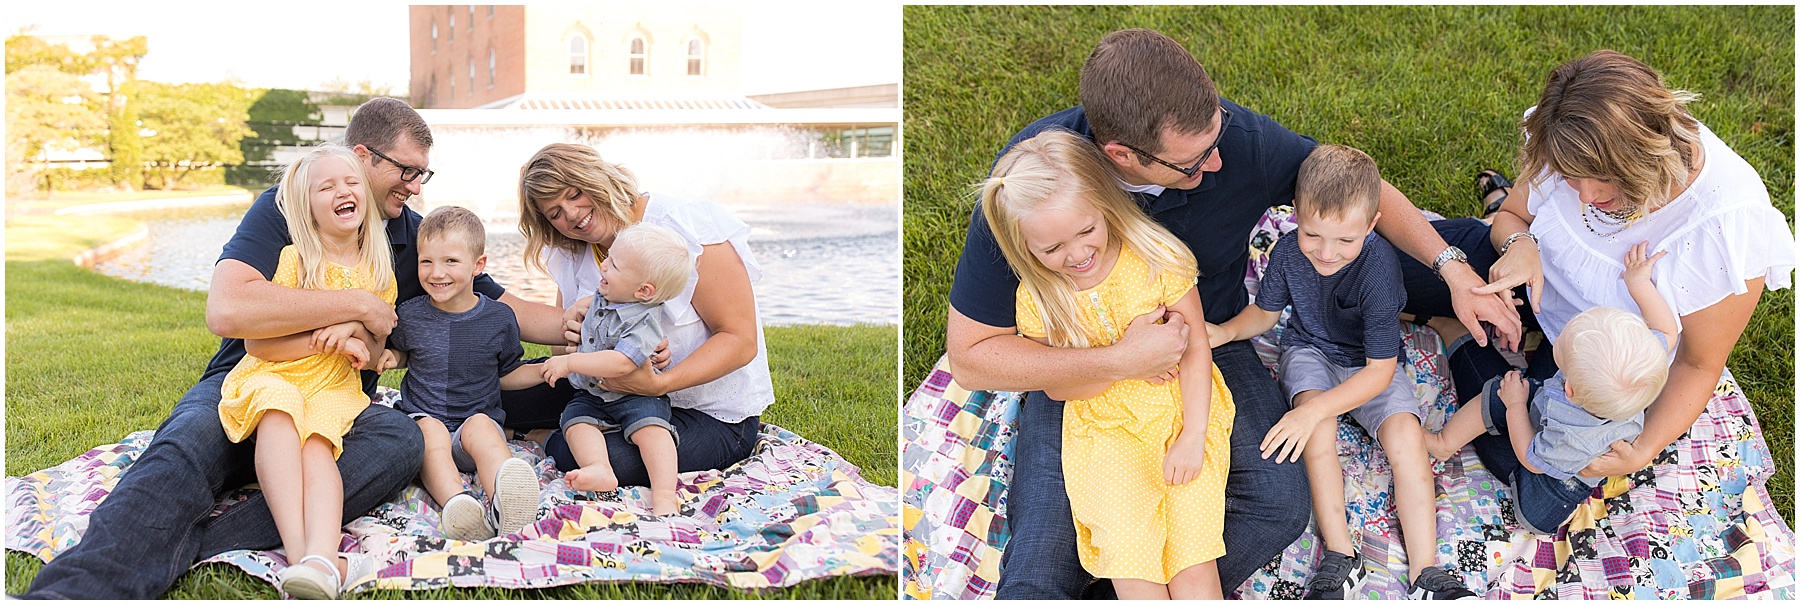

{"left": 1431, "top": 245, "right": 1468, "bottom": 280}
{"left": 1499, "top": 231, "right": 1539, "bottom": 256}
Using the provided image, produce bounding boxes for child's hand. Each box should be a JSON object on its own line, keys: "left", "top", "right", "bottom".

{"left": 542, "top": 356, "right": 571, "bottom": 386}
{"left": 341, "top": 338, "right": 371, "bottom": 370}
{"left": 311, "top": 322, "right": 361, "bottom": 357}
{"left": 1204, "top": 322, "right": 1232, "bottom": 349}
{"left": 1498, "top": 370, "right": 1528, "bottom": 410}
{"left": 376, "top": 349, "right": 399, "bottom": 372}
{"left": 1259, "top": 407, "right": 1325, "bottom": 464}
{"left": 1163, "top": 432, "right": 1207, "bottom": 485}
{"left": 1621, "top": 241, "right": 1666, "bottom": 284}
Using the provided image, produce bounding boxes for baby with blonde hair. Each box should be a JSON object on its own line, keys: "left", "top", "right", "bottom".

{"left": 1426, "top": 241, "right": 1679, "bottom": 534}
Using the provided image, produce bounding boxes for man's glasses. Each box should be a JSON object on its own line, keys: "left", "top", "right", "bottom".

{"left": 366, "top": 146, "right": 435, "bottom": 185}
{"left": 1120, "top": 106, "right": 1232, "bottom": 178}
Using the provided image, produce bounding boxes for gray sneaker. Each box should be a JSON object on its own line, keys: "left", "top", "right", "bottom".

{"left": 491, "top": 457, "right": 542, "bottom": 536}
{"left": 440, "top": 491, "right": 496, "bottom": 542}
{"left": 1407, "top": 566, "right": 1478, "bottom": 600}
{"left": 1302, "top": 550, "right": 1370, "bottom": 599}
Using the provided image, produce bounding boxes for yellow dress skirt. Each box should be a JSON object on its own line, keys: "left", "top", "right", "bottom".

{"left": 218, "top": 246, "right": 396, "bottom": 459}
{"left": 1016, "top": 244, "right": 1235, "bottom": 583}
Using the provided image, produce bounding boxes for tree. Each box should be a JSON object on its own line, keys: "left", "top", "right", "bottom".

{"left": 91, "top": 36, "right": 148, "bottom": 187}
{"left": 5, "top": 65, "right": 105, "bottom": 196}
{"left": 229, "top": 88, "right": 321, "bottom": 188}
{"left": 133, "top": 80, "right": 256, "bottom": 189}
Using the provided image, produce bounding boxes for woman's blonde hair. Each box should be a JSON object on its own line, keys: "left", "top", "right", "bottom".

{"left": 1559, "top": 306, "right": 1670, "bottom": 421}
{"left": 979, "top": 128, "right": 1197, "bottom": 349}
{"left": 1520, "top": 49, "right": 1702, "bottom": 214}
{"left": 517, "top": 143, "right": 642, "bottom": 274}
{"left": 276, "top": 145, "right": 393, "bottom": 294}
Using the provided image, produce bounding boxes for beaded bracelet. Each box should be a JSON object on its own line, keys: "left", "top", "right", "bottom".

{"left": 1499, "top": 231, "right": 1539, "bottom": 256}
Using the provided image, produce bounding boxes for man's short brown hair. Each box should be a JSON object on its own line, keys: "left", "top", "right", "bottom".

{"left": 418, "top": 205, "right": 486, "bottom": 257}
{"left": 1078, "top": 29, "right": 1220, "bottom": 159}
{"left": 1294, "top": 145, "right": 1382, "bottom": 223}
{"left": 344, "top": 97, "right": 433, "bottom": 151}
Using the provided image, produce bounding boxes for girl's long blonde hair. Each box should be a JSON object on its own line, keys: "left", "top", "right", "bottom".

{"left": 275, "top": 145, "right": 393, "bottom": 294}
{"left": 516, "top": 143, "right": 642, "bottom": 275}
{"left": 979, "top": 128, "right": 1197, "bottom": 348}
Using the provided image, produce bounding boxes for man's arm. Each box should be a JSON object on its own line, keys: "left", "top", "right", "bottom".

{"left": 944, "top": 305, "right": 1187, "bottom": 392}
{"left": 497, "top": 291, "right": 568, "bottom": 346}
{"left": 1371, "top": 179, "right": 1522, "bottom": 349}
{"left": 206, "top": 259, "right": 395, "bottom": 340}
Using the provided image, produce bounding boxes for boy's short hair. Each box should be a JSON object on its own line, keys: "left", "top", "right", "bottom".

{"left": 1560, "top": 306, "right": 1670, "bottom": 421}
{"left": 613, "top": 223, "right": 692, "bottom": 305}
{"left": 418, "top": 205, "right": 487, "bottom": 257}
{"left": 1294, "top": 144, "right": 1382, "bottom": 223}
{"left": 1078, "top": 28, "right": 1220, "bottom": 158}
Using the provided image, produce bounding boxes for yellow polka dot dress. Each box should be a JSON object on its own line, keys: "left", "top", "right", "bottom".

{"left": 1016, "top": 243, "right": 1234, "bottom": 583}
{"left": 218, "top": 246, "right": 397, "bottom": 459}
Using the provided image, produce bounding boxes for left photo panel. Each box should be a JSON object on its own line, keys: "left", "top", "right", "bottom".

{"left": 5, "top": 1, "right": 901, "bottom": 599}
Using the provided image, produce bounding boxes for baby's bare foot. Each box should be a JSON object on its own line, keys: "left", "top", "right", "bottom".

{"left": 564, "top": 467, "right": 618, "bottom": 492}
{"left": 650, "top": 489, "right": 681, "bottom": 516}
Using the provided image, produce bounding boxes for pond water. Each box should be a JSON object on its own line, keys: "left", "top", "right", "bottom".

{"left": 90, "top": 201, "right": 899, "bottom": 327}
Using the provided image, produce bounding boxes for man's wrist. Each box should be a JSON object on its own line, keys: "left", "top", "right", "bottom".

{"left": 1431, "top": 245, "right": 1469, "bottom": 279}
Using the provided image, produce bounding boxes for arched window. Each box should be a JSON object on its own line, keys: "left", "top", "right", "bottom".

{"left": 628, "top": 36, "right": 647, "bottom": 76}
{"left": 468, "top": 59, "right": 475, "bottom": 93}
{"left": 568, "top": 35, "right": 588, "bottom": 75}
{"left": 467, "top": 5, "right": 474, "bottom": 30}
{"left": 686, "top": 38, "right": 705, "bottom": 76}
{"left": 448, "top": 10, "right": 455, "bottom": 42}
{"left": 449, "top": 72, "right": 455, "bottom": 102}
{"left": 488, "top": 48, "right": 496, "bottom": 86}
{"left": 431, "top": 22, "right": 438, "bottom": 51}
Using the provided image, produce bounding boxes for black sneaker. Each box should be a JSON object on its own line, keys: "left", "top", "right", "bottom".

{"left": 1408, "top": 566, "right": 1478, "bottom": 600}
{"left": 1302, "top": 550, "right": 1370, "bottom": 599}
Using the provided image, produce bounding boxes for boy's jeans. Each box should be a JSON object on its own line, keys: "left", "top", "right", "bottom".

{"left": 994, "top": 339, "right": 1311, "bottom": 597}
{"left": 25, "top": 372, "right": 424, "bottom": 599}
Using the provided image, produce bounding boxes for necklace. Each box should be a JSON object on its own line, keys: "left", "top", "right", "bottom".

{"left": 1580, "top": 202, "right": 1640, "bottom": 238}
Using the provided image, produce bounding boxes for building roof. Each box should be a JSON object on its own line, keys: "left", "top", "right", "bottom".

{"left": 481, "top": 93, "right": 770, "bottom": 111}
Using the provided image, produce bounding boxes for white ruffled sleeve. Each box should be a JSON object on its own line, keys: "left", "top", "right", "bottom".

{"left": 1659, "top": 203, "right": 1795, "bottom": 314}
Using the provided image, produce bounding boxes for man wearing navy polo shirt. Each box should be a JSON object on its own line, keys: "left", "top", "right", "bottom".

{"left": 945, "top": 29, "right": 1523, "bottom": 598}
{"left": 26, "top": 98, "right": 570, "bottom": 599}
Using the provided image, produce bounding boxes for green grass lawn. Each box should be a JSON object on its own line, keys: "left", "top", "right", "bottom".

{"left": 903, "top": 5, "right": 1793, "bottom": 522}
{"left": 4, "top": 252, "right": 897, "bottom": 598}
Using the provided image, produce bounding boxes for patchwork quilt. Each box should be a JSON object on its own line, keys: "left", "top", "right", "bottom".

{"left": 8, "top": 408, "right": 899, "bottom": 595}
{"left": 901, "top": 206, "right": 1793, "bottom": 599}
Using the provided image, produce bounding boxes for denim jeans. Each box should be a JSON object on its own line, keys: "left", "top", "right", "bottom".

{"left": 993, "top": 339, "right": 1311, "bottom": 597}
{"left": 499, "top": 356, "right": 578, "bottom": 430}
{"left": 544, "top": 407, "right": 759, "bottom": 487}
{"left": 1464, "top": 376, "right": 1595, "bottom": 535}
{"left": 26, "top": 372, "right": 424, "bottom": 599}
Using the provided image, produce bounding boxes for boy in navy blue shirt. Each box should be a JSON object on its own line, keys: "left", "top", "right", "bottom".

{"left": 1208, "top": 145, "right": 1474, "bottom": 600}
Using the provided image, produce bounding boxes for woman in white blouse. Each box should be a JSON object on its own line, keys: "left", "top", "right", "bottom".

{"left": 515, "top": 142, "right": 775, "bottom": 483}
{"left": 1436, "top": 49, "right": 1793, "bottom": 478}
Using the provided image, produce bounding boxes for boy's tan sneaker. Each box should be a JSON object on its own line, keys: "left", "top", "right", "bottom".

{"left": 441, "top": 491, "right": 496, "bottom": 542}
{"left": 492, "top": 457, "right": 542, "bottom": 536}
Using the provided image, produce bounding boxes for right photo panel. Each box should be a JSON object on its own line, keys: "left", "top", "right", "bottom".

{"left": 901, "top": 5, "right": 1794, "bottom": 600}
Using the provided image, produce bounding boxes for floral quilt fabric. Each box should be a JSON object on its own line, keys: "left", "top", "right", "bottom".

{"left": 900, "top": 206, "right": 1793, "bottom": 599}
{"left": 8, "top": 406, "right": 899, "bottom": 595}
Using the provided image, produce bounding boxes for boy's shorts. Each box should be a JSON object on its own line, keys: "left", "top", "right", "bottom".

{"left": 560, "top": 391, "right": 680, "bottom": 446}
{"left": 409, "top": 413, "right": 501, "bottom": 473}
{"left": 1277, "top": 345, "right": 1419, "bottom": 432}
